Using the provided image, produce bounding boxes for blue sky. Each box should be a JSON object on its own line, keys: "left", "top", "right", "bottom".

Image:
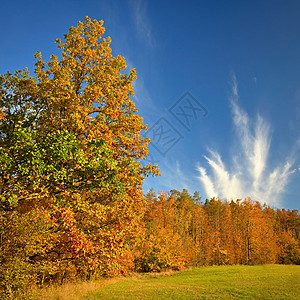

{"left": 1, "top": 0, "right": 300, "bottom": 209}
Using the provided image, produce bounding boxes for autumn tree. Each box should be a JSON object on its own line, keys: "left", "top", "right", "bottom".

{"left": 275, "top": 209, "right": 300, "bottom": 264}
{"left": 0, "top": 17, "right": 159, "bottom": 297}
{"left": 135, "top": 191, "right": 187, "bottom": 272}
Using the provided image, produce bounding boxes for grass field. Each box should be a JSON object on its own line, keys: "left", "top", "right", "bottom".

{"left": 30, "top": 265, "right": 300, "bottom": 299}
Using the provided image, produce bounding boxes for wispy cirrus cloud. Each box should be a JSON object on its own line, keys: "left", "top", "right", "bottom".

{"left": 197, "top": 75, "right": 296, "bottom": 207}
{"left": 128, "top": 0, "right": 155, "bottom": 47}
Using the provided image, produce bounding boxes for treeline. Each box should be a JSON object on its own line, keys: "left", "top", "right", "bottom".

{"left": 135, "top": 189, "right": 300, "bottom": 272}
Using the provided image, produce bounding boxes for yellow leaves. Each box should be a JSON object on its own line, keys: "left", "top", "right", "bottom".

{"left": 0, "top": 108, "right": 5, "bottom": 121}
{"left": 0, "top": 16, "right": 161, "bottom": 289}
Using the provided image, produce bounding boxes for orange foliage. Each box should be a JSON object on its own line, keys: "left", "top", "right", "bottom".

{"left": 137, "top": 190, "right": 300, "bottom": 271}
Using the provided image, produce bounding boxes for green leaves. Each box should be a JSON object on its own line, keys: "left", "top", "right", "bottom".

{"left": 0, "top": 120, "right": 124, "bottom": 209}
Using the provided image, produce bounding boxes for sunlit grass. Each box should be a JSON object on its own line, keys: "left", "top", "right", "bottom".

{"left": 29, "top": 265, "right": 300, "bottom": 299}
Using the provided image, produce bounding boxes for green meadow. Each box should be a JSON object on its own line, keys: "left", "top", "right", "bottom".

{"left": 32, "top": 265, "right": 300, "bottom": 299}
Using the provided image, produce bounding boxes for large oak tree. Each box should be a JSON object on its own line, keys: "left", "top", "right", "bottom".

{"left": 0, "top": 17, "right": 159, "bottom": 296}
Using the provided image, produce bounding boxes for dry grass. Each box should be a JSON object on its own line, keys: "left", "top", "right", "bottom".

{"left": 29, "top": 281, "right": 98, "bottom": 300}
{"left": 28, "top": 278, "right": 115, "bottom": 300}
{"left": 27, "top": 270, "right": 178, "bottom": 300}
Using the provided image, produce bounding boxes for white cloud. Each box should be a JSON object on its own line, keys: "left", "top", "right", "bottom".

{"left": 197, "top": 74, "right": 296, "bottom": 207}
{"left": 129, "top": 0, "right": 155, "bottom": 47}
{"left": 197, "top": 165, "right": 216, "bottom": 197}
